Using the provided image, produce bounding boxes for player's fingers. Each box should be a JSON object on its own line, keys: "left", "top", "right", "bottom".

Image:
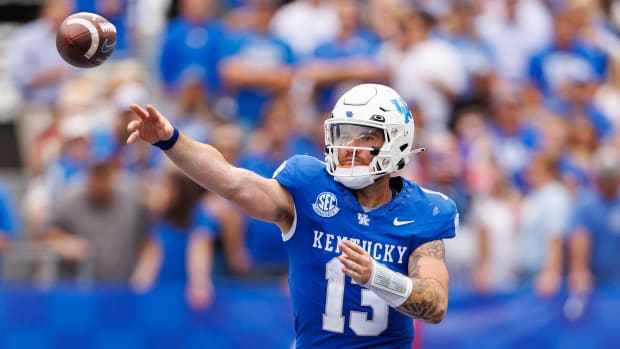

{"left": 129, "top": 104, "right": 149, "bottom": 120}
{"left": 339, "top": 240, "right": 364, "bottom": 260}
{"left": 127, "top": 119, "right": 141, "bottom": 133}
{"left": 342, "top": 267, "right": 357, "bottom": 279}
{"left": 346, "top": 240, "right": 366, "bottom": 254}
{"left": 338, "top": 255, "right": 358, "bottom": 273}
{"left": 341, "top": 262, "right": 362, "bottom": 281}
{"left": 145, "top": 104, "right": 162, "bottom": 121}
{"left": 127, "top": 131, "right": 140, "bottom": 144}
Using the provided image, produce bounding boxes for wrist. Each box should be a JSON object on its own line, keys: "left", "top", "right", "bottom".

{"left": 152, "top": 127, "right": 179, "bottom": 150}
{"left": 364, "top": 259, "right": 413, "bottom": 308}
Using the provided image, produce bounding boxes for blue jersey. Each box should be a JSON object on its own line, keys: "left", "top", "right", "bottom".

{"left": 274, "top": 155, "right": 458, "bottom": 349}
{"left": 571, "top": 189, "right": 620, "bottom": 284}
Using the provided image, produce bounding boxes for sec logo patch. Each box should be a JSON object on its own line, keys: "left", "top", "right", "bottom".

{"left": 312, "top": 192, "right": 340, "bottom": 218}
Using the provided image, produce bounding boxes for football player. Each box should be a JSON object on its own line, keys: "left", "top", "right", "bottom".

{"left": 127, "top": 83, "right": 458, "bottom": 348}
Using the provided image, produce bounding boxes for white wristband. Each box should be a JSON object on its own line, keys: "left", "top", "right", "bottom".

{"left": 364, "top": 259, "right": 413, "bottom": 308}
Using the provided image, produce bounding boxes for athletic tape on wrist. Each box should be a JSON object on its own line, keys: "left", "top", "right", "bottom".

{"left": 153, "top": 127, "right": 179, "bottom": 150}
{"left": 364, "top": 259, "right": 413, "bottom": 308}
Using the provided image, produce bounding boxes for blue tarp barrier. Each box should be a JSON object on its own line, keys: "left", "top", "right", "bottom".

{"left": 0, "top": 281, "right": 618, "bottom": 349}
{"left": 0, "top": 281, "right": 296, "bottom": 349}
{"left": 424, "top": 287, "right": 620, "bottom": 349}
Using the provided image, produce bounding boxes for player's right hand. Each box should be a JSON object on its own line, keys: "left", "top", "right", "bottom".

{"left": 127, "top": 104, "right": 175, "bottom": 145}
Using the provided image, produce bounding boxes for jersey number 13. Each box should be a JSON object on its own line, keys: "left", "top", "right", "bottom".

{"left": 322, "top": 257, "right": 389, "bottom": 336}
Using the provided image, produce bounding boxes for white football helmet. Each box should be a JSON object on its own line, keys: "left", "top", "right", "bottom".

{"left": 324, "top": 84, "right": 418, "bottom": 188}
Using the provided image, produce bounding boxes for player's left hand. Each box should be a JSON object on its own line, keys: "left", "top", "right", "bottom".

{"left": 338, "top": 239, "right": 373, "bottom": 284}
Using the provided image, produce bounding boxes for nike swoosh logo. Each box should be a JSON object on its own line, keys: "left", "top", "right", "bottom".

{"left": 393, "top": 218, "right": 415, "bottom": 226}
{"left": 101, "top": 39, "right": 115, "bottom": 53}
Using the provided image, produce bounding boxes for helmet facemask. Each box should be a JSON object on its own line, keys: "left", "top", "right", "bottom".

{"left": 324, "top": 84, "right": 416, "bottom": 189}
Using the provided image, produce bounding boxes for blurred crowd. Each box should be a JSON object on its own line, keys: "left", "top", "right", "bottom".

{"left": 1, "top": 0, "right": 620, "bottom": 310}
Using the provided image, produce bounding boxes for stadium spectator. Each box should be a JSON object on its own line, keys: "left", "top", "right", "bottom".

{"left": 470, "top": 161, "right": 521, "bottom": 292}
{"left": 158, "top": 0, "right": 223, "bottom": 96}
{"left": 232, "top": 95, "right": 314, "bottom": 276}
{"left": 475, "top": 0, "right": 552, "bottom": 84}
{"left": 6, "top": 0, "right": 74, "bottom": 108}
{"left": 6, "top": 0, "right": 76, "bottom": 169}
{"left": 131, "top": 167, "right": 217, "bottom": 310}
{"left": 43, "top": 159, "right": 151, "bottom": 282}
{"left": 526, "top": 7, "right": 608, "bottom": 109}
{"left": 21, "top": 112, "right": 94, "bottom": 238}
{"left": 159, "top": 76, "right": 219, "bottom": 144}
{"left": 486, "top": 89, "right": 539, "bottom": 191}
{"left": 516, "top": 153, "right": 572, "bottom": 297}
{"left": 390, "top": 7, "right": 468, "bottom": 134}
{"left": 367, "top": 0, "right": 401, "bottom": 42}
{"left": 296, "top": 0, "right": 387, "bottom": 111}
{"left": 126, "top": 83, "right": 458, "bottom": 346}
{"left": 269, "top": 0, "right": 339, "bottom": 60}
{"left": 218, "top": 0, "right": 296, "bottom": 130}
{"left": 435, "top": 2, "right": 494, "bottom": 115}
{"left": 568, "top": 145, "right": 620, "bottom": 294}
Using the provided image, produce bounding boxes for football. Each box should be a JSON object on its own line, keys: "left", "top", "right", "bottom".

{"left": 56, "top": 12, "right": 116, "bottom": 68}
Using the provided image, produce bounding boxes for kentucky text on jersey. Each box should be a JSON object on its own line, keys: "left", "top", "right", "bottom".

{"left": 312, "top": 230, "right": 408, "bottom": 264}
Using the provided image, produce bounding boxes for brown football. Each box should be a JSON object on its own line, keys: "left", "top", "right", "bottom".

{"left": 56, "top": 12, "right": 116, "bottom": 68}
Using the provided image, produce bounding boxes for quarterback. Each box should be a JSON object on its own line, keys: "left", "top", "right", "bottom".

{"left": 127, "top": 83, "right": 458, "bottom": 348}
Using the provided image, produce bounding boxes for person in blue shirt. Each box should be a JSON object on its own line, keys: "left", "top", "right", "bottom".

{"left": 126, "top": 83, "right": 458, "bottom": 348}
{"left": 300, "top": 0, "right": 386, "bottom": 110}
{"left": 218, "top": 0, "right": 296, "bottom": 130}
{"left": 568, "top": 145, "right": 620, "bottom": 294}
{"left": 131, "top": 167, "right": 218, "bottom": 310}
{"left": 158, "top": 0, "right": 223, "bottom": 95}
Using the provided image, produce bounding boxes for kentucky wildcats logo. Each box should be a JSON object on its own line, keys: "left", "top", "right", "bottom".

{"left": 391, "top": 98, "right": 412, "bottom": 124}
{"left": 312, "top": 192, "right": 340, "bottom": 218}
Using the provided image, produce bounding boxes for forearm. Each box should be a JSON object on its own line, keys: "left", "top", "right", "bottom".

{"left": 130, "top": 240, "right": 162, "bottom": 291}
{"left": 165, "top": 133, "right": 240, "bottom": 198}
{"left": 570, "top": 231, "right": 591, "bottom": 273}
{"left": 164, "top": 133, "right": 289, "bottom": 224}
{"left": 397, "top": 277, "right": 448, "bottom": 323}
{"left": 187, "top": 235, "right": 213, "bottom": 286}
{"left": 44, "top": 227, "right": 89, "bottom": 260}
{"left": 398, "top": 240, "right": 449, "bottom": 323}
{"left": 362, "top": 256, "right": 447, "bottom": 323}
{"left": 541, "top": 237, "right": 563, "bottom": 275}
{"left": 127, "top": 104, "right": 294, "bottom": 229}
{"left": 339, "top": 239, "right": 450, "bottom": 324}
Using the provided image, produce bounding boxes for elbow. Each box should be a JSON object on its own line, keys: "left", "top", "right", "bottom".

{"left": 424, "top": 298, "right": 448, "bottom": 324}
{"left": 427, "top": 310, "right": 446, "bottom": 324}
